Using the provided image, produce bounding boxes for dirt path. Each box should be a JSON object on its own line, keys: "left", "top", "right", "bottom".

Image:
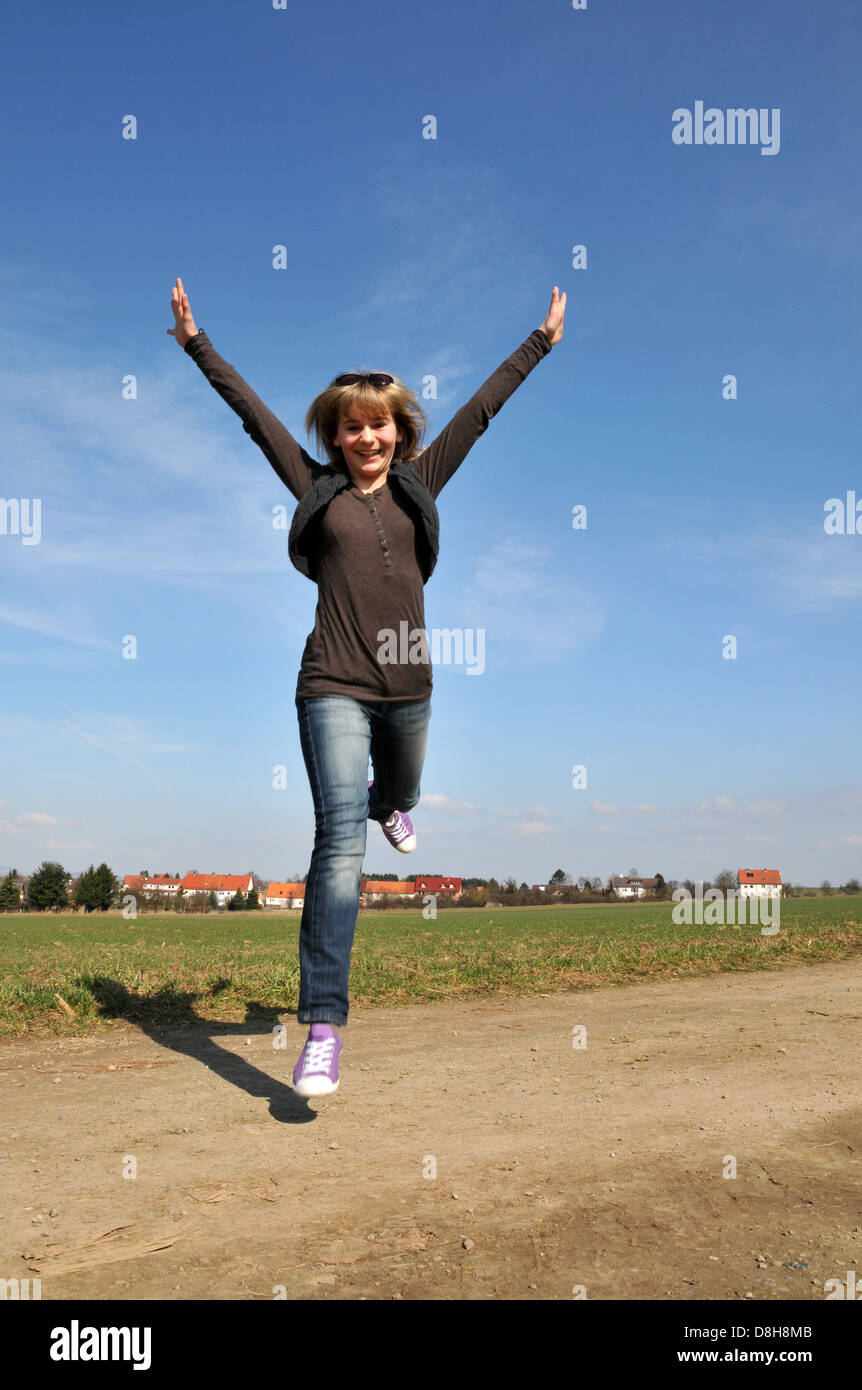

{"left": 1, "top": 960, "right": 859, "bottom": 1301}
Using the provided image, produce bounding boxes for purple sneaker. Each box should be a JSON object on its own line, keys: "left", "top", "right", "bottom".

{"left": 292, "top": 1023, "right": 342, "bottom": 1097}
{"left": 368, "top": 780, "right": 416, "bottom": 853}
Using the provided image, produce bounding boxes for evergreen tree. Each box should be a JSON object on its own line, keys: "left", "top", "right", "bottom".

{"left": 0, "top": 869, "right": 20, "bottom": 912}
{"left": 74, "top": 864, "right": 99, "bottom": 911}
{"left": 208, "top": 890, "right": 218, "bottom": 910}
{"left": 246, "top": 887, "right": 260, "bottom": 910}
{"left": 93, "top": 863, "right": 119, "bottom": 910}
{"left": 27, "top": 861, "right": 70, "bottom": 910}
{"left": 228, "top": 888, "right": 245, "bottom": 911}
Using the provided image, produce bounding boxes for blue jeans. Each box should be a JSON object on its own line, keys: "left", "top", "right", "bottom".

{"left": 295, "top": 694, "right": 432, "bottom": 1027}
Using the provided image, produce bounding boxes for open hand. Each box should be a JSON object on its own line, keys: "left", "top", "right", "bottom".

{"left": 167, "top": 277, "right": 199, "bottom": 348}
{"left": 539, "top": 285, "right": 566, "bottom": 346}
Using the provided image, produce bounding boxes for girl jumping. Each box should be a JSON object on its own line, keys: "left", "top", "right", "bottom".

{"left": 168, "top": 277, "right": 566, "bottom": 1097}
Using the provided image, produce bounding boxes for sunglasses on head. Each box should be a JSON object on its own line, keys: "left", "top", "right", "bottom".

{"left": 333, "top": 372, "right": 394, "bottom": 389}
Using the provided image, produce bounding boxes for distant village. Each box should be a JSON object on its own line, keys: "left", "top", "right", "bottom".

{"left": 0, "top": 865, "right": 813, "bottom": 912}
{"left": 117, "top": 869, "right": 786, "bottom": 910}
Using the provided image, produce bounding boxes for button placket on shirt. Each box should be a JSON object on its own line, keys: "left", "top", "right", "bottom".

{"left": 366, "top": 491, "right": 393, "bottom": 571}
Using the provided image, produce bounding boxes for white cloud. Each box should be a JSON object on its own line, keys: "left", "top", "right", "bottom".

{"left": 513, "top": 821, "right": 551, "bottom": 837}
{"left": 0, "top": 809, "right": 61, "bottom": 834}
{"left": 44, "top": 839, "right": 97, "bottom": 851}
{"left": 419, "top": 793, "right": 477, "bottom": 814}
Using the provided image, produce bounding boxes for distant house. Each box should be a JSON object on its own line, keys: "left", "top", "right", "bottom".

{"left": 122, "top": 873, "right": 181, "bottom": 896}
{"left": 182, "top": 873, "right": 254, "bottom": 906}
{"left": 612, "top": 876, "right": 658, "bottom": 899}
{"left": 264, "top": 882, "right": 306, "bottom": 909}
{"left": 361, "top": 880, "right": 417, "bottom": 903}
{"left": 141, "top": 875, "right": 182, "bottom": 896}
{"left": 737, "top": 869, "right": 782, "bottom": 899}
{"left": 413, "top": 877, "right": 462, "bottom": 897}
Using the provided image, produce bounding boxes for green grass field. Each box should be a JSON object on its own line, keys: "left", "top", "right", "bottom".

{"left": 1, "top": 896, "right": 860, "bottom": 1037}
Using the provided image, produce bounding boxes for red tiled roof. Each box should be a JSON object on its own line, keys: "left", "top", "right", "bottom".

{"left": 265, "top": 882, "right": 305, "bottom": 897}
{"left": 182, "top": 874, "right": 252, "bottom": 892}
{"left": 412, "top": 877, "right": 462, "bottom": 892}
{"left": 737, "top": 869, "right": 782, "bottom": 884}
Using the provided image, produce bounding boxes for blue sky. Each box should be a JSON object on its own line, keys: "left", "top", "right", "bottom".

{"left": 1, "top": 0, "right": 860, "bottom": 888}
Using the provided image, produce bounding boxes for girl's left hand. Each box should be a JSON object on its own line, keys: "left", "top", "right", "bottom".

{"left": 539, "top": 285, "right": 567, "bottom": 346}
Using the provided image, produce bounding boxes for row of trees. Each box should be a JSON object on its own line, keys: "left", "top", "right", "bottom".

{"left": 0, "top": 863, "right": 266, "bottom": 913}
{"left": 4, "top": 861, "right": 860, "bottom": 914}
{"left": 0, "top": 862, "right": 122, "bottom": 912}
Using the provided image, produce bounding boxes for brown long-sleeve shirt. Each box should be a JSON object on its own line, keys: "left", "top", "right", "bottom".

{"left": 184, "top": 325, "right": 552, "bottom": 703}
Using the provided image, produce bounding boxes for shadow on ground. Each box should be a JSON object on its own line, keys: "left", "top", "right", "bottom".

{"left": 84, "top": 975, "right": 315, "bottom": 1125}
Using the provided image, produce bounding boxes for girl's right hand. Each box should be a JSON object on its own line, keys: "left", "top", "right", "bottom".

{"left": 167, "top": 276, "right": 199, "bottom": 347}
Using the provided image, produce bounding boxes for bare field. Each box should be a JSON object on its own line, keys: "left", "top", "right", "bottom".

{"left": 1, "top": 959, "right": 859, "bottom": 1301}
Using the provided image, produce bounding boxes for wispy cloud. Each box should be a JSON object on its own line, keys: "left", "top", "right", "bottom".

{"left": 419, "top": 793, "right": 478, "bottom": 814}
{"left": 648, "top": 515, "right": 862, "bottom": 617}
{"left": 57, "top": 703, "right": 182, "bottom": 790}
{"left": 44, "top": 838, "right": 97, "bottom": 851}
{"left": 353, "top": 158, "right": 548, "bottom": 341}
{"left": 0, "top": 603, "right": 115, "bottom": 651}
{"left": 463, "top": 537, "right": 605, "bottom": 658}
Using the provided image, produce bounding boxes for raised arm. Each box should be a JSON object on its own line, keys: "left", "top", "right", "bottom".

{"left": 168, "top": 277, "right": 325, "bottom": 501}
{"left": 412, "top": 286, "right": 566, "bottom": 499}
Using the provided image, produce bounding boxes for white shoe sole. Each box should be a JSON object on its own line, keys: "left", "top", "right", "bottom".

{"left": 293, "top": 1074, "right": 340, "bottom": 1098}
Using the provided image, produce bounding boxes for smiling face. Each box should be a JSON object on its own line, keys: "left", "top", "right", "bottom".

{"left": 332, "top": 404, "right": 403, "bottom": 490}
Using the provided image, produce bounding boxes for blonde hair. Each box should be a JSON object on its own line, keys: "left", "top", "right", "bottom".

{"left": 304, "top": 372, "right": 429, "bottom": 465}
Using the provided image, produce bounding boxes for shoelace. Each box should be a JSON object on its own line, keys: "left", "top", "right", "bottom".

{"left": 385, "top": 812, "right": 408, "bottom": 840}
{"left": 301, "top": 1037, "right": 336, "bottom": 1072}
